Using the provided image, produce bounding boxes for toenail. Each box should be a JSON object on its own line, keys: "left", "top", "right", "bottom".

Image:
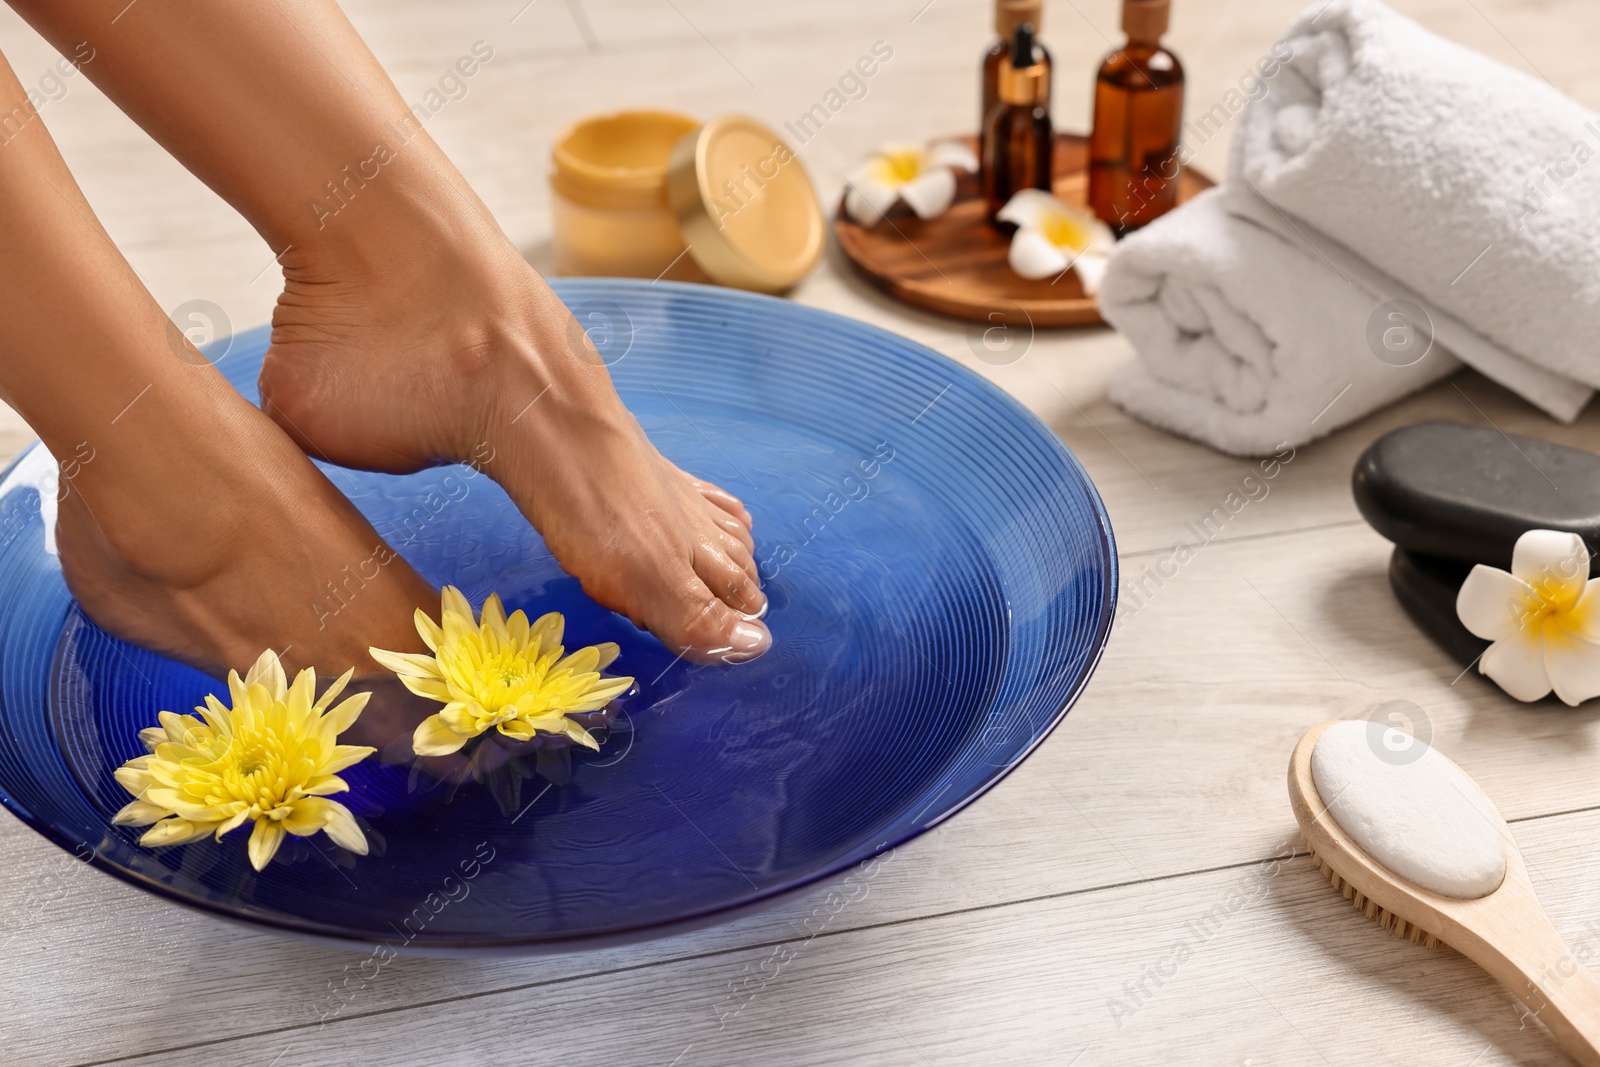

{"left": 716, "top": 619, "right": 771, "bottom": 662}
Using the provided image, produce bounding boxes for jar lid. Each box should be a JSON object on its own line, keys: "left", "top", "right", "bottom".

{"left": 666, "top": 116, "right": 824, "bottom": 293}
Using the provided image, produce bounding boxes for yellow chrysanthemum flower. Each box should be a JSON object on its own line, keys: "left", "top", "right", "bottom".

{"left": 112, "top": 650, "right": 376, "bottom": 871}
{"left": 370, "top": 587, "right": 634, "bottom": 758}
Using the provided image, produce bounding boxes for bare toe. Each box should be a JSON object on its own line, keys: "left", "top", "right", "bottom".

{"left": 664, "top": 581, "right": 771, "bottom": 664}
{"left": 700, "top": 495, "right": 755, "bottom": 553}
{"left": 680, "top": 470, "right": 752, "bottom": 530}
{"left": 693, "top": 537, "right": 765, "bottom": 617}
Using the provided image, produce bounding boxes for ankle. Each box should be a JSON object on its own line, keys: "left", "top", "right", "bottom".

{"left": 278, "top": 150, "right": 512, "bottom": 289}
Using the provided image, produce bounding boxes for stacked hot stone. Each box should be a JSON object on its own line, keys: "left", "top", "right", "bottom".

{"left": 1352, "top": 422, "right": 1600, "bottom": 667}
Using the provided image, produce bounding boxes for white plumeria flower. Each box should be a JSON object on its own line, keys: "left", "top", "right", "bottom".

{"left": 997, "top": 189, "right": 1116, "bottom": 294}
{"left": 1456, "top": 529, "right": 1600, "bottom": 705}
{"left": 843, "top": 141, "right": 979, "bottom": 226}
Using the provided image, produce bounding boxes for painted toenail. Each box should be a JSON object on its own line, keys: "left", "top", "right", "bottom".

{"left": 722, "top": 620, "right": 771, "bottom": 661}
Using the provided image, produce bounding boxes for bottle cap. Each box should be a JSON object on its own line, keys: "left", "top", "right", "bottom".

{"left": 1123, "top": 0, "right": 1169, "bottom": 41}
{"left": 998, "top": 23, "right": 1048, "bottom": 106}
{"left": 665, "top": 116, "right": 824, "bottom": 293}
{"left": 995, "top": 0, "right": 1043, "bottom": 37}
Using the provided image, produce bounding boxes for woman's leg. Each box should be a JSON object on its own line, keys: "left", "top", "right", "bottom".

{"left": 9, "top": 1, "right": 770, "bottom": 663}
{"left": 0, "top": 43, "right": 432, "bottom": 676}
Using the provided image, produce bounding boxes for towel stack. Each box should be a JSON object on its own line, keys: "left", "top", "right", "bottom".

{"left": 1100, "top": 0, "right": 1600, "bottom": 457}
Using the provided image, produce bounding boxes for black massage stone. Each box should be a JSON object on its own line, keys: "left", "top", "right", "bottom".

{"left": 1388, "top": 549, "right": 1489, "bottom": 668}
{"left": 1353, "top": 421, "right": 1600, "bottom": 576}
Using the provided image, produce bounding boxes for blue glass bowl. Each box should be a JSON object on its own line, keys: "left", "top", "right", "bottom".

{"left": 0, "top": 279, "right": 1115, "bottom": 954}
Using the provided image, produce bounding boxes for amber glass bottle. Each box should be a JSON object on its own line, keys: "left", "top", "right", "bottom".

{"left": 981, "top": 0, "right": 1051, "bottom": 157}
{"left": 1088, "top": 0, "right": 1185, "bottom": 234}
{"left": 982, "top": 23, "right": 1052, "bottom": 226}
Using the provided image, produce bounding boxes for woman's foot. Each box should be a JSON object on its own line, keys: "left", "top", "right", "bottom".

{"left": 257, "top": 228, "right": 770, "bottom": 664}
{"left": 56, "top": 377, "right": 435, "bottom": 677}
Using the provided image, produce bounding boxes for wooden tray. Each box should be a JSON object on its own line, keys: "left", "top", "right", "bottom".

{"left": 833, "top": 133, "right": 1214, "bottom": 327}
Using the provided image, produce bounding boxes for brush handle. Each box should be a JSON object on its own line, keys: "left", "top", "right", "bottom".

{"left": 1463, "top": 883, "right": 1600, "bottom": 1067}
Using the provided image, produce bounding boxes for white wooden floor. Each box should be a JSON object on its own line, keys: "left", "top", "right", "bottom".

{"left": 2, "top": 1, "right": 1599, "bottom": 1064}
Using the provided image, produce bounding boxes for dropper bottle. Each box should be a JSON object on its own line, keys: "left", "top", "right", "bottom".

{"left": 981, "top": 0, "right": 1051, "bottom": 150}
{"left": 982, "top": 22, "right": 1053, "bottom": 226}
{"left": 1087, "top": 0, "right": 1185, "bottom": 233}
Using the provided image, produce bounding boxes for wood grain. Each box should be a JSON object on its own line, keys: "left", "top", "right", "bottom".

{"left": 99, "top": 809, "right": 1600, "bottom": 1066}
{"left": 0, "top": 0, "right": 1598, "bottom": 1064}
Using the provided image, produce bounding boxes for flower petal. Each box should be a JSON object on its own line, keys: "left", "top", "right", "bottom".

{"left": 996, "top": 188, "right": 1064, "bottom": 230}
{"left": 317, "top": 744, "right": 376, "bottom": 777}
{"left": 1456, "top": 565, "right": 1538, "bottom": 641}
{"left": 926, "top": 140, "right": 978, "bottom": 173}
{"left": 215, "top": 809, "right": 252, "bottom": 838}
{"left": 398, "top": 674, "right": 452, "bottom": 702}
{"left": 551, "top": 645, "right": 602, "bottom": 678}
{"left": 1479, "top": 632, "right": 1552, "bottom": 702}
{"left": 113, "top": 799, "right": 169, "bottom": 826}
{"left": 226, "top": 669, "right": 250, "bottom": 714}
{"left": 414, "top": 608, "right": 444, "bottom": 652}
{"left": 530, "top": 612, "right": 565, "bottom": 657}
{"left": 441, "top": 585, "right": 474, "bottom": 622}
{"left": 286, "top": 667, "right": 318, "bottom": 724}
{"left": 897, "top": 168, "right": 957, "bottom": 220}
{"left": 320, "top": 691, "right": 371, "bottom": 737}
{"left": 1511, "top": 529, "right": 1589, "bottom": 606}
{"left": 303, "top": 798, "right": 367, "bottom": 855}
{"left": 243, "top": 649, "right": 288, "bottom": 700}
{"left": 481, "top": 593, "right": 508, "bottom": 639}
{"left": 1008, "top": 228, "right": 1072, "bottom": 280}
{"left": 565, "top": 676, "right": 633, "bottom": 711}
{"left": 313, "top": 668, "right": 354, "bottom": 714}
{"left": 562, "top": 717, "right": 601, "bottom": 751}
{"left": 844, "top": 175, "right": 901, "bottom": 226}
{"left": 247, "top": 819, "right": 286, "bottom": 871}
{"left": 593, "top": 642, "right": 621, "bottom": 670}
{"left": 303, "top": 774, "right": 351, "bottom": 796}
{"left": 497, "top": 719, "right": 537, "bottom": 742}
{"left": 1544, "top": 621, "right": 1600, "bottom": 706}
{"left": 412, "top": 714, "right": 470, "bottom": 756}
{"left": 370, "top": 647, "right": 443, "bottom": 679}
{"left": 141, "top": 818, "right": 213, "bottom": 848}
{"left": 1566, "top": 579, "right": 1600, "bottom": 640}
{"left": 114, "top": 763, "right": 154, "bottom": 798}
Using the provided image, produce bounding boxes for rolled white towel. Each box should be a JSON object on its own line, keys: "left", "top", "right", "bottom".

{"left": 1231, "top": 0, "right": 1600, "bottom": 392}
{"left": 1101, "top": 186, "right": 1457, "bottom": 457}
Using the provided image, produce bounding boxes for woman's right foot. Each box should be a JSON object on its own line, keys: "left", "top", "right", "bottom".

{"left": 257, "top": 227, "right": 771, "bottom": 664}
{"left": 54, "top": 376, "right": 435, "bottom": 678}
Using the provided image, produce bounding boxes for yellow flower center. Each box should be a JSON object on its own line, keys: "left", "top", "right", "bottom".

{"left": 460, "top": 638, "right": 552, "bottom": 710}
{"left": 872, "top": 149, "right": 924, "bottom": 186}
{"left": 1042, "top": 211, "right": 1092, "bottom": 251}
{"left": 197, "top": 729, "right": 309, "bottom": 813}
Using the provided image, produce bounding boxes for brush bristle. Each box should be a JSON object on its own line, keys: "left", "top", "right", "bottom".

{"left": 1305, "top": 837, "right": 1440, "bottom": 949}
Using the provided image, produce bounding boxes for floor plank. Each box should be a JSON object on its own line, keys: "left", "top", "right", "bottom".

{"left": 115, "top": 807, "right": 1600, "bottom": 1067}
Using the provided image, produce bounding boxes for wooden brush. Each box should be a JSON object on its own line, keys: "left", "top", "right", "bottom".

{"left": 1289, "top": 721, "right": 1600, "bottom": 1066}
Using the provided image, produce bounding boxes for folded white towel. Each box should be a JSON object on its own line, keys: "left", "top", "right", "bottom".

{"left": 1101, "top": 186, "right": 1458, "bottom": 457}
{"left": 1231, "top": 0, "right": 1600, "bottom": 395}
{"left": 1225, "top": 190, "right": 1590, "bottom": 424}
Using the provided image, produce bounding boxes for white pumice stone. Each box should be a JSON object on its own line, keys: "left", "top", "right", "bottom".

{"left": 1310, "top": 720, "right": 1506, "bottom": 899}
